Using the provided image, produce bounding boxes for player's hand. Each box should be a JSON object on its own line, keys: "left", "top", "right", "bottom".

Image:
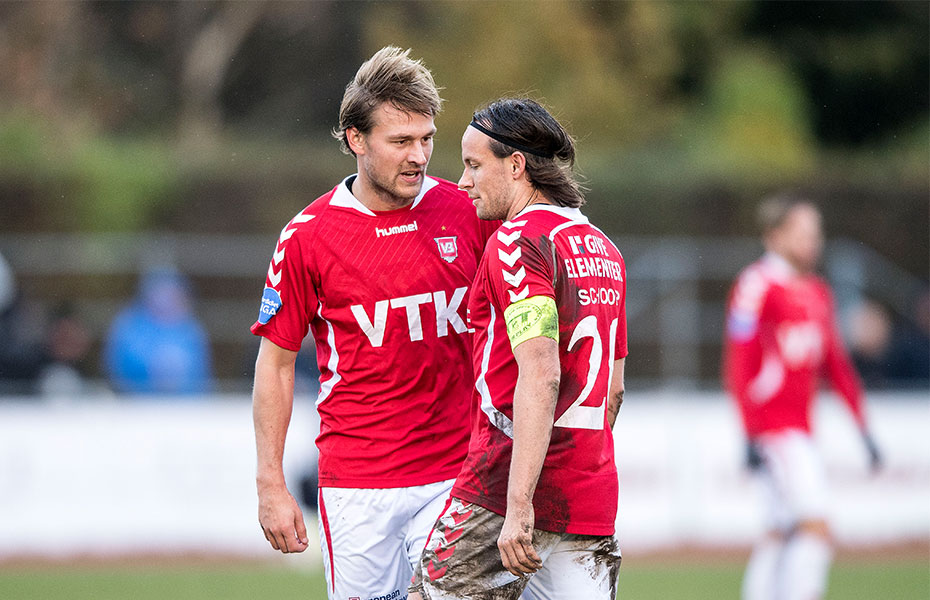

{"left": 746, "top": 440, "right": 764, "bottom": 472}
{"left": 498, "top": 502, "right": 542, "bottom": 577}
{"left": 861, "top": 430, "right": 883, "bottom": 473}
{"left": 257, "top": 484, "right": 309, "bottom": 554}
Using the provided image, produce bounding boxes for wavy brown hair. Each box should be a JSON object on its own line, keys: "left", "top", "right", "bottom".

{"left": 333, "top": 46, "right": 443, "bottom": 156}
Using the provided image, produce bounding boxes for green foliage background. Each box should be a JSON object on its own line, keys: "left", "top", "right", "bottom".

{"left": 0, "top": 1, "right": 926, "bottom": 243}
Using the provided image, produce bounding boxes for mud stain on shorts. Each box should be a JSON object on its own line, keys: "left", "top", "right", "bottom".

{"left": 574, "top": 535, "right": 622, "bottom": 596}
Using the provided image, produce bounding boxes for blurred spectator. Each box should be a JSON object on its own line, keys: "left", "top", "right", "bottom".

{"left": 38, "top": 302, "right": 94, "bottom": 397}
{"left": 0, "top": 251, "right": 93, "bottom": 397}
{"left": 885, "top": 290, "right": 930, "bottom": 385}
{"left": 103, "top": 267, "right": 212, "bottom": 396}
{"left": 849, "top": 294, "right": 930, "bottom": 388}
{"left": 0, "top": 251, "right": 48, "bottom": 393}
{"left": 848, "top": 299, "right": 894, "bottom": 387}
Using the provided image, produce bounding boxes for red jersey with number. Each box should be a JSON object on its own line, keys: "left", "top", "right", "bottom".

{"left": 723, "top": 253, "right": 866, "bottom": 438}
{"left": 251, "top": 175, "right": 496, "bottom": 488}
{"left": 451, "top": 205, "right": 628, "bottom": 536}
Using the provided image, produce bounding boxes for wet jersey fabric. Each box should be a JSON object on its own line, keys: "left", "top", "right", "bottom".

{"left": 452, "top": 204, "right": 628, "bottom": 536}
{"left": 251, "top": 175, "right": 496, "bottom": 488}
{"left": 723, "top": 253, "right": 865, "bottom": 438}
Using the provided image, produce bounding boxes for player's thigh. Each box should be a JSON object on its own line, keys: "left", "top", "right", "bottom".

{"left": 758, "top": 430, "right": 829, "bottom": 529}
{"left": 522, "top": 534, "right": 622, "bottom": 600}
{"left": 406, "top": 478, "right": 455, "bottom": 568}
{"left": 318, "top": 486, "right": 412, "bottom": 600}
{"left": 417, "top": 497, "right": 560, "bottom": 600}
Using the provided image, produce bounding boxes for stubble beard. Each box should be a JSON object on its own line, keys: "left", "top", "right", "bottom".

{"left": 475, "top": 190, "right": 512, "bottom": 222}
{"left": 475, "top": 200, "right": 505, "bottom": 222}
{"left": 366, "top": 163, "right": 424, "bottom": 208}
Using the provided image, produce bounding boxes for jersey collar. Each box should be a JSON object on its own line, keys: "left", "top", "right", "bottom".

{"left": 762, "top": 251, "right": 798, "bottom": 281}
{"left": 515, "top": 203, "right": 588, "bottom": 223}
{"left": 331, "top": 174, "right": 438, "bottom": 216}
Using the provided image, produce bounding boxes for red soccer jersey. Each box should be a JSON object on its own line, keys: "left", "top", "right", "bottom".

{"left": 251, "top": 176, "right": 496, "bottom": 488}
{"left": 723, "top": 253, "right": 866, "bottom": 438}
{"left": 452, "top": 205, "right": 628, "bottom": 536}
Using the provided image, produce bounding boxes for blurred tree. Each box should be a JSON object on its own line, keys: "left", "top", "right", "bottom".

{"left": 176, "top": 1, "right": 266, "bottom": 150}
{"left": 745, "top": 0, "right": 930, "bottom": 147}
{"left": 359, "top": 0, "right": 693, "bottom": 164}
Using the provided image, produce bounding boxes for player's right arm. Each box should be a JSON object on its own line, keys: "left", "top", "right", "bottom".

{"left": 723, "top": 268, "right": 768, "bottom": 435}
{"left": 500, "top": 332, "right": 559, "bottom": 577}
{"left": 252, "top": 337, "right": 308, "bottom": 554}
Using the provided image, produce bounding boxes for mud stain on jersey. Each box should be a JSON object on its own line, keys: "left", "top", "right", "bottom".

{"left": 532, "top": 484, "right": 572, "bottom": 534}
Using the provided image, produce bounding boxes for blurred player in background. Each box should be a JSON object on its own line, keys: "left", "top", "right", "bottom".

{"left": 250, "top": 47, "right": 495, "bottom": 600}
{"left": 411, "top": 98, "right": 626, "bottom": 599}
{"left": 723, "top": 195, "right": 883, "bottom": 600}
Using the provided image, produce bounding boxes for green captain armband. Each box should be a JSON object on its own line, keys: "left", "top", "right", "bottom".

{"left": 504, "top": 295, "right": 559, "bottom": 350}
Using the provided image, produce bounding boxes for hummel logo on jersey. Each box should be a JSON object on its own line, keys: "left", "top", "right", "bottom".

{"left": 350, "top": 287, "right": 470, "bottom": 348}
{"left": 434, "top": 236, "right": 458, "bottom": 263}
{"left": 375, "top": 221, "right": 418, "bottom": 238}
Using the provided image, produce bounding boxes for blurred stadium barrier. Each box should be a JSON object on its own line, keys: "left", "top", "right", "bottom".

{"left": 0, "top": 233, "right": 925, "bottom": 388}
{"left": 0, "top": 391, "right": 926, "bottom": 560}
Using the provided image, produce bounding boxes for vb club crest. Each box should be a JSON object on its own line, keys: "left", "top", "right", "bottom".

{"left": 434, "top": 236, "right": 458, "bottom": 263}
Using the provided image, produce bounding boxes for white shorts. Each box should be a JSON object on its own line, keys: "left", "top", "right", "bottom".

{"left": 756, "top": 429, "right": 829, "bottom": 532}
{"left": 317, "top": 478, "right": 454, "bottom": 600}
{"left": 413, "top": 497, "right": 621, "bottom": 600}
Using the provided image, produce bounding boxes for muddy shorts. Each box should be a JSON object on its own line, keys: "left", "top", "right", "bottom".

{"left": 409, "top": 497, "right": 621, "bottom": 600}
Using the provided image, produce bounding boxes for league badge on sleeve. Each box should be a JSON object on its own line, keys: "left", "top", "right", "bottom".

{"left": 434, "top": 236, "right": 458, "bottom": 263}
{"left": 258, "top": 287, "right": 282, "bottom": 324}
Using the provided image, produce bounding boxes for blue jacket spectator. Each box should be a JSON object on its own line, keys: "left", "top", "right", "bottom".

{"left": 104, "top": 268, "right": 212, "bottom": 395}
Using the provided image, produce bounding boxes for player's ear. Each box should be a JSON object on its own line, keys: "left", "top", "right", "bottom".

{"left": 346, "top": 127, "right": 366, "bottom": 155}
{"left": 509, "top": 152, "right": 527, "bottom": 180}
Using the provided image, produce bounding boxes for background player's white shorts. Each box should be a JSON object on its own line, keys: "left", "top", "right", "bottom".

{"left": 756, "top": 428, "right": 829, "bottom": 532}
{"left": 413, "top": 497, "right": 621, "bottom": 600}
{"left": 317, "top": 478, "right": 454, "bottom": 600}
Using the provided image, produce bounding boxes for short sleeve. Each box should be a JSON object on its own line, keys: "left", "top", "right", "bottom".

{"left": 250, "top": 229, "right": 318, "bottom": 351}
{"left": 726, "top": 268, "right": 767, "bottom": 342}
{"left": 485, "top": 225, "right": 556, "bottom": 312}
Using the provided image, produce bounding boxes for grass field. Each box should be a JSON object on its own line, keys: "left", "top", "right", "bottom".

{"left": 1, "top": 558, "right": 927, "bottom": 600}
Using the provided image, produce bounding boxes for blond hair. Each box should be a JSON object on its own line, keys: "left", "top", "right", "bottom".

{"left": 333, "top": 46, "right": 443, "bottom": 155}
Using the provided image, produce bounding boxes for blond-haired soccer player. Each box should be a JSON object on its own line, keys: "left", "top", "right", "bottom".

{"left": 411, "top": 98, "right": 626, "bottom": 599}
{"left": 251, "top": 47, "right": 495, "bottom": 600}
{"left": 724, "top": 195, "right": 882, "bottom": 600}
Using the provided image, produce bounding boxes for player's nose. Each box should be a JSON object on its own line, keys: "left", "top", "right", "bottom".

{"left": 408, "top": 141, "right": 428, "bottom": 166}
{"left": 457, "top": 169, "right": 472, "bottom": 190}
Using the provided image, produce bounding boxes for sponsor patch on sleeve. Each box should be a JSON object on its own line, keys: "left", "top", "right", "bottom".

{"left": 258, "top": 287, "right": 282, "bottom": 325}
{"left": 727, "top": 309, "right": 758, "bottom": 341}
{"left": 504, "top": 295, "right": 558, "bottom": 350}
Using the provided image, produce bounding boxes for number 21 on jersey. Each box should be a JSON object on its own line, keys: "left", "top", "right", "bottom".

{"left": 554, "top": 315, "right": 619, "bottom": 430}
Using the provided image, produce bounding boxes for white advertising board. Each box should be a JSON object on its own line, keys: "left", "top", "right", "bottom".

{"left": 0, "top": 392, "right": 926, "bottom": 559}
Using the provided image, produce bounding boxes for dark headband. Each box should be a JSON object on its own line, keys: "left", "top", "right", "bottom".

{"left": 469, "top": 120, "right": 554, "bottom": 159}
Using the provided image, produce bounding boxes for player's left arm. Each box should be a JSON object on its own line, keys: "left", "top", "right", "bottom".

{"left": 821, "top": 284, "right": 882, "bottom": 471}
{"left": 607, "top": 357, "right": 625, "bottom": 429}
